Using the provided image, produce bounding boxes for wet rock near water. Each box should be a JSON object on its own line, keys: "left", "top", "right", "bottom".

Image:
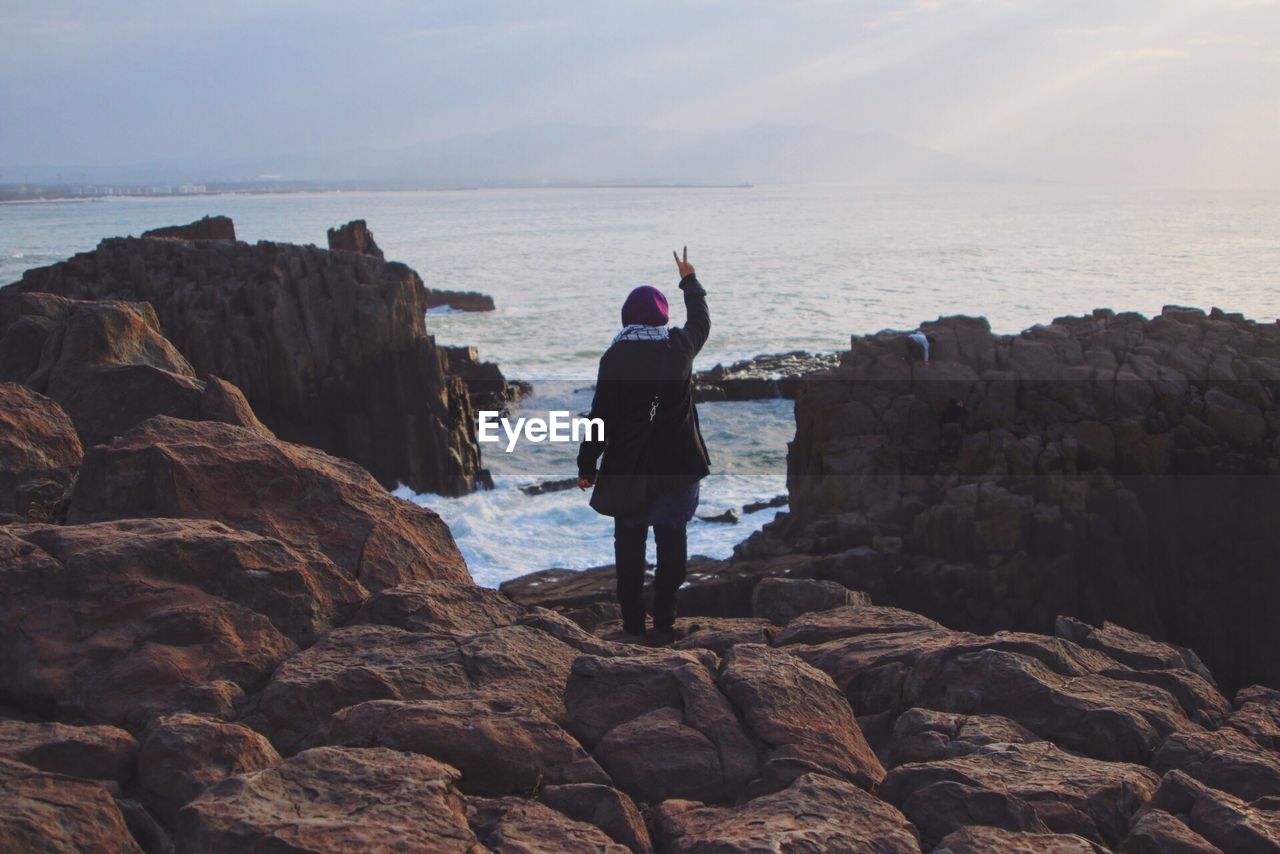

{"left": 692, "top": 350, "right": 839, "bottom": 401}
{"left": 441, "top": 344, "right": 531, "bottom": 413}
{"left": 696, "top": 508, "right": 739, "bottom": 524}
{"left": 426, "top": 287, "right": 497, "bottom": 312}
{"left": 520, "top": 476, "right": 580, "bottom": 496}
{"left": 743, "top": 493, "right": 788, "bottom": 513}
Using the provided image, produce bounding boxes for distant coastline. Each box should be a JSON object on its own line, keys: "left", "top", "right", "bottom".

{"left": 0, "top": 180, "right": 754, "bottom": 203}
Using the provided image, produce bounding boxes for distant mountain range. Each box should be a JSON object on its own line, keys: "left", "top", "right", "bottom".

{"left": 6, "top": 124, "right": 1034, "bottom": 188}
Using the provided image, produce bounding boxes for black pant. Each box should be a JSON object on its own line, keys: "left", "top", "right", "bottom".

{"left": 614, "top": 519, "right": 687, "bottom": 631}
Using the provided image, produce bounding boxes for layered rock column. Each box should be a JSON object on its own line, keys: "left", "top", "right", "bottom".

{"left": 754, "top": 307, "right": 1280, "bottom": 692}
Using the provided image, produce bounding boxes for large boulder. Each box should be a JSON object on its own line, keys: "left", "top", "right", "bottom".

{"left": 880, "top": 741, "right": 1160, "bottom": 848}
{"left": 653, "top": 772, "right": 920, "bottom": 853}
{"left": 717, "top": 643, "right": 884, "bottom": 793}
{"left": 466, "top": 796, "right": 627, "bottom": 852}
{"left": 68, "top": 416, "right": 469, "bottom": 591}
{"left": 1153, "top": 726, "right": 1280, "bottom": 802}
{"left": 758, "top": 307, "right": 1280, "bottom": 693}
{"left": 256, "top": 623, "right": 578, "bottom": 754}
{"left": 0, "top": 758, "right": 141, "bottom": 853}
{"left": 886, "top": 707, "right": 1042, "bottom": 768}
{"left": 0, "top": 519, "right": 356, "bottom": 728}
{"left": 0, "top": 383, "right": 81, "bottom": 523}
{"left": 138, "top": 714, "right": 281, "bottom": 821}
{"left": 933, "top": 826, "right": 1105, "bottom": 853}
{"left": 780, "top": 611, "right": 1208, "bottom": 765}
{"left": 1126, "top": 769, "right": 1280, "bottom": 852}
{"left": 750, "top": 576, "right": 867, "bottom": 627}
{"left": 6, "top": 229, "right": 486, "bottom": 494}
{"left": 0, "top": 721, "right": 137, "bottom": 783}
{"left": 349, "top": 579, "right": 523, "bottom": 635}
{"left": 564, "top": 650, "right": 757, "bottom": 804}
{"left": 328, "top": 698, "right": 609, "bottom": 796}
{"left": 0, "top": 292, "right": 265, "bottom": 448}
{"left": 538, "top": 784, "right": 652, "bottom": 853}
{"left": 175, "top": 746, "right": 478, "bottom": 852}
{"left": 1226, "top": 685, "right": 1280, "bottom": 752}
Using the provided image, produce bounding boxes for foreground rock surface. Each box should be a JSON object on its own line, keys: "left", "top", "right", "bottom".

{"left": 4, "top": 298, "right": 1280, "bottom": 853}
{"left": 175, "top": 746, "right": 478, "bottom": 852}
{"left": 328, "top": 698, "right": 608, "bottom": 796}
{"left": 654, "top": 772, "right": 920, "bottom": 852}
{"left": 68, "top": 416, "right": 469, "bottom": 591}
{"left": 0, "top": 758, "right": 141, "bottom": 853}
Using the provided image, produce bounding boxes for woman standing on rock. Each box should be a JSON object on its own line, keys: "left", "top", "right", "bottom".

{"left": 577, "top": 247, "right": 711, "bottom": 637}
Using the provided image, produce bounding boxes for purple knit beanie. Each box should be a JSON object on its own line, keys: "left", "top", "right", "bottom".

{"left": 621, "top": 285, "right": 669, "bottom": 327}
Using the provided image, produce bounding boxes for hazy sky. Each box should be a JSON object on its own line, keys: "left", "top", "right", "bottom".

{"left": 2, "top": 0, "right": 1277, "bottom": 185}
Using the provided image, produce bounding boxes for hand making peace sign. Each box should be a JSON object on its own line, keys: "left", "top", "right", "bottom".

{"left": 674, "top": 246, "right": 695, "bottom": 279}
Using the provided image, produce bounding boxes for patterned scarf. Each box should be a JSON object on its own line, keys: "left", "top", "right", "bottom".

{"left": 613, "top": 324, "right": 670, "bottom": 344}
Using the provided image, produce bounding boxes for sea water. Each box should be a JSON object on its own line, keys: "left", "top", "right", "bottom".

{"left": 3, "top": 184, "right": 1278, "bottom": 585}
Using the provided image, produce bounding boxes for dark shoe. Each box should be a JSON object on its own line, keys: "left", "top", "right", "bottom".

{"left": 647, "top": 625, "right": 676, "bottom": 646}
{"left": 621, "top": 621, "right": 647, "bottom": 637}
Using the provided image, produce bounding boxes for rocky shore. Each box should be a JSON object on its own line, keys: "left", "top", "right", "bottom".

{"left": 2, "top": 228, "right": 1279, "bottom": 853}
{"left": 3, "top": 218, "right": 515, "bottom": 495}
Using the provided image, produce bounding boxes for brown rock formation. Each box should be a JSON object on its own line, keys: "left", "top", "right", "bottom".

{"left": 466, "top": 796, "right": 627, "bottom": 852}
{"left": 5, "top": 229, "right": 485, "bottom": 494}
{"left": 751, "top": 576, "right": 868, "bottom": 627}
{"left": 0, "top": 384, "right": 81, "bottom": 523}
{"left": 0, "top": 721, "right": 137, "bottom": 783}
{"left": 67, "top": 416, "right": 468, "bottom": 591}
{"left": 1, "top": 303, "right": 1278, "bottom": 851}
{"left": 0, "top": 518, "right": 355, "bottom": 728}
{"left": 742, "top": 307, "right": 1280, "bottom": 693}
{"left": 0, "top": 292, "right": 267, "bottom": 448}
{"left": 880, "top": 741, "right": 1160, "bottom": 847}
{"left": 256, "top": 623, "right": 577, "bottom": 753}
{"left": 328, "top": 698, "right": 609, "bottom": 796}
{"left": 887, "top": 708, "right": 1042, "bottom": 767}
{"left": 538, "top": 784, "right": 653, "bottom": 853}
{"left": 174, "top": 746, "right": 478, "bottom": 852}
{"left": 326, "top": 218, "right": 384, "bottom": 259}
{"left": 653, "top": 772, "right": 920, "bottom": 852}
{"left": 138, "top": 714, "right": 281, "bottom": 822}
{"left": 1126, "top": 769, "right": 1280, "bottom": 852}
{"left": 0, "top": 758, "right": 142, "bottom": 853}
{"left": 348, "top": 578, "right": 523, "bottom": 635}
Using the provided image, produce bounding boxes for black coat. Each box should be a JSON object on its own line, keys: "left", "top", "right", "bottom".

{"left": 577, "top": 274, "right": 711, "bottom": 481}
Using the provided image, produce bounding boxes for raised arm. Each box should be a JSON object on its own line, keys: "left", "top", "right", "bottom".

{"left": 674, "top": 246, "right": 709, "bottom": 356}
